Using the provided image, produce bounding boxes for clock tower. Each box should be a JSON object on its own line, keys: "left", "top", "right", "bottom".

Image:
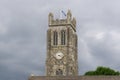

{"left": 46, "top": 10, "right": 78, "bottom": 76}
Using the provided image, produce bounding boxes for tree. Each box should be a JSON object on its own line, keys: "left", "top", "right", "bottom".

{"left": 84, "top": 66, "right": 120, "bottom": 75}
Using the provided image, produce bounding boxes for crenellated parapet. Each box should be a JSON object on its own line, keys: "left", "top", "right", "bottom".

{"left": 48, "top": 10, "right": 76, "bottom": 31}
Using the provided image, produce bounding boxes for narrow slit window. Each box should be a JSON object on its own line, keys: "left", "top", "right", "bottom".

{"left": 53, "top": 31, "right": 58, "bottom": 45}
{"left": 56, "top": 69, "right": 63, "bottom": 76}
{"left": 61, "top": 30, "right": 66, "bottom": 45}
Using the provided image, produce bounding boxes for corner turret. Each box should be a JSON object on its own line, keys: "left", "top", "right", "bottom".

{"left": 72, "top": 17, "right": 76, "bottom": 27}
{"left": 48, "top": 12, "right": 54, "bottom": 25}
{"left": 67, "top": 10, "right": 72, "bottom": 23}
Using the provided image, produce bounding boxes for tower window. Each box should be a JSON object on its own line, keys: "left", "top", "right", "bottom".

{"left": 53, "top": 31, "right": 58, "bottom": 45}
{"left": 56, "top": 69, "right": 63, "bottom": 76}
{"left": 61, "top": 30, "right": 66, "bottom": 45}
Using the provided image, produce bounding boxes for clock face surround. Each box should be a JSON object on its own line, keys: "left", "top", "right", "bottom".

{"left": 55, "top": 52, "right": 64, "bottom": 59}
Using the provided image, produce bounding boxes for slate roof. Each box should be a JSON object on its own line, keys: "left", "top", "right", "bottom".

{"left": 29, "top": 76, "right": 120, "bottom": 80}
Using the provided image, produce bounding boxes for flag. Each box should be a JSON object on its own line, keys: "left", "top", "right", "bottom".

{"left": 61, "top": 10, "right": 66, "bottom": 16}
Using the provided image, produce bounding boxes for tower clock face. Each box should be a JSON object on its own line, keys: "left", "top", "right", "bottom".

{"left": 55, "top": 52, "right": 64, "bottom": 59}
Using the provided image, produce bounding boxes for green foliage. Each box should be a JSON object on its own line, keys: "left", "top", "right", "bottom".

{"left": 84, "top": 66, "right": 120, "bottom": 75}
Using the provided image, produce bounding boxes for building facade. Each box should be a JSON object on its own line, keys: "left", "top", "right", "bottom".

{"left": 46, "top": 10, "right": 78, "bottom": 76}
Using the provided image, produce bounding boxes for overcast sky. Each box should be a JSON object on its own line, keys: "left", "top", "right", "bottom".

{"left": 0, "top": 0, "right": 120, "bottom": 80}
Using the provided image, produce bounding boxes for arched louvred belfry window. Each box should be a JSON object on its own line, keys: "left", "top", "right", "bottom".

{"left": 61, "top": 30, "right": 66, "bottom": 45}
{"left": 53, "top": 31, "right": 58, "bottom": 45}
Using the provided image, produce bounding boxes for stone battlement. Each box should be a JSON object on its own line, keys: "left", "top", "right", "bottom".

{"left": 48, "top": 10, "right": 76, "bottom": 30}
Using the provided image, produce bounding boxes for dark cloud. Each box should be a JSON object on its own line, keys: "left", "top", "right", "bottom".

{"left": 0, "top": 0, "right": 120, "bottom": 80}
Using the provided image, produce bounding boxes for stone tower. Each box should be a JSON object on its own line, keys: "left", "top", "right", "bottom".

{"left": 46, "top": 10, "right": 78, "bottom": 76}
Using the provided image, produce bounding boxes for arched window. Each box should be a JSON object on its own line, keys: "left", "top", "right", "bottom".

{"left": 56, "top": 69, "right": 63, "bottom": 76}
{"left": 61, "top": 30, "right": 66, "bottom": 45}
{"left": 53, "top": 31, "right": 58, "bottom": 45}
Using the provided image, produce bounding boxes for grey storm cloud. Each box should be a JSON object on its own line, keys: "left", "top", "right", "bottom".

{"left": 0, "top": 0, "right": 120, "bottom": 80}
